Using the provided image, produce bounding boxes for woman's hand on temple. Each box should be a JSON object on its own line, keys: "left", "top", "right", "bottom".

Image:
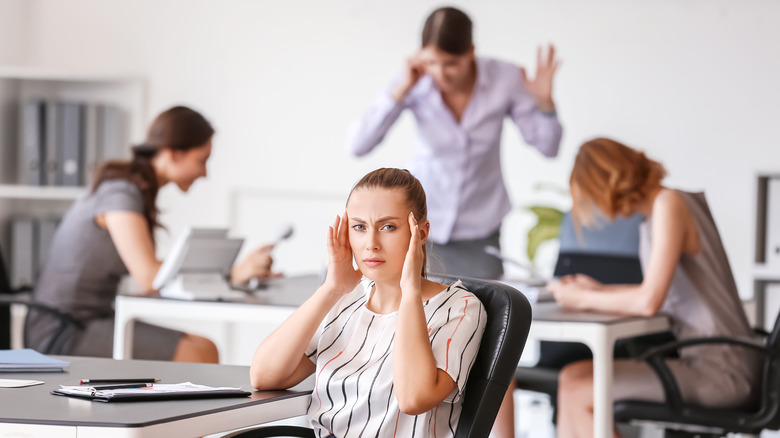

{"left": 400, "top": 212, "right": 424, "bottom": 295}
{"left": 323, "top": 212, "right": 363, "bottom": 296}
{"left": 392, "top": 51, "right": 426, "bottom": 102}
{"left": 520, "top": 44, "right": 559, "bottom": 113}
{"left": 231, "top": 244, "right": 280, "bottom": 285}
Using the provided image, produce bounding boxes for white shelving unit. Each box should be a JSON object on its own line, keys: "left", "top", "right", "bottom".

{"left": 753, "top": 173, "right": 780, "bottom": 329}
{"left": 0, "top": 66, "right": 146, "bottom": 264}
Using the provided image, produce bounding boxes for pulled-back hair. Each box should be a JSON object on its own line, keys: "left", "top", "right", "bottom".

{"left": 570, "top": 137, "right": 666, "bottom": 228}
{"left": 421, "top": 6, "right": 473, "bottom": 55}
{"left": 92, "top": 106, "right": 214, "bottom": 234}
{"left": 348, "top": 168, "right": 429, "bottom": 276}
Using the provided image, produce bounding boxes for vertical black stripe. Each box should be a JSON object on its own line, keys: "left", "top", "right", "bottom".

{"left": 344, "top": 319, "right": 391, "bottom": 435}
{"left": 329, "top": 315, "right": 376, "bottom": 434}
{"left": 374, "top": 382, "right": 395, "bottom": 438}
{"left": 429, "top": 308, "right": 452, "bottom": 347}
{"left": 448, "top": 301, "right": 484, "bottom": 436}
{"left": 319, "top": 315, "right": 376, "bottom": 432}
{"left": 358, "top": 333, "right": 395, "bottom": 438}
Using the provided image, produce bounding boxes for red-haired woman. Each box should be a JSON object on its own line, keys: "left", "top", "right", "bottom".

{"left": 549, "top": 138, "right": 760, "bottom": 437}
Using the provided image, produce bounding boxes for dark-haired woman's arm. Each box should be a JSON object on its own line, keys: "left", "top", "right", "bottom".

{"left": 100, "top": 211, "right": 162, "bottom": 293}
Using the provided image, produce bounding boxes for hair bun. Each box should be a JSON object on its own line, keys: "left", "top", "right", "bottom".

{"left": 132, "top": 144, "right": 158, "bottom": 159}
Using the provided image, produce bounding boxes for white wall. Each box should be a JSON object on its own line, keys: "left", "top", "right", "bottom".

{"left": 0, "top": 0, "right": 27, "bottom": 65}
{"left": 12, "top": 0, "right": 780, "bottom": 298}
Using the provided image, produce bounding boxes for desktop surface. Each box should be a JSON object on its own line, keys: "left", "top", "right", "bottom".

{"left": 124, "top": 274, "right": 323, "bottom": 307}
{"left": 0, "top": 356, "right": 311, "bottom": 428}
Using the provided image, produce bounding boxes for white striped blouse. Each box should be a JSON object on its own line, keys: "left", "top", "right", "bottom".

{"left": 305, "top": 278, "right": 487, "bottom": 438}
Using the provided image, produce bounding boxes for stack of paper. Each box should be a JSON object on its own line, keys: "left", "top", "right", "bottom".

{"left": 0, "top": 349, "right": 70, "bottom": 372}
{"left": 53, "top": 382, "right": 250, "bottom": 402}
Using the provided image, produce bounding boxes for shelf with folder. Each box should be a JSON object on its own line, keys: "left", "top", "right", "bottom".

{"left": 0, "top": 68, "right": 146, "bottom": 293}
{"left": 0, "top": 184, "right": 86, "bottom": 201}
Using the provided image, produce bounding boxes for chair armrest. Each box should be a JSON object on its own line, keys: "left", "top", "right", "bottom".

{"left": 639, "top": 336, "right": 769, "bottom": 362}
{"left": 0, "top": 295, "right": 83, "bottom": 329}
{"left": 754, "top": 327, "right": 771, "bottom": 338}
{"left": 636, "top": 336, "right": 770, "bottom": 410}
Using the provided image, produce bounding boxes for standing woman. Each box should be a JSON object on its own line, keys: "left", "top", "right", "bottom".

{"left": 347, "top": 6, "right": 563, "bottom": 280}
{"left": 549, "top": 138, "right": 760, "bottom": 437}
{"left": 27, "top": 106, "right": 275, "bottom": 362}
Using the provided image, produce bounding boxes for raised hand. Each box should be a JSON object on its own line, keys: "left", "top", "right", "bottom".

{"left": 323, "top": 212, "right": 363, "bottom": 296}
{"left": 231, "top": 244, "right": 279, "bottom": 284}
{"left": 400, "top": 212, "right": 424, "bottom": 294}
{"left": 392, "top": 51, "right": 427, "bottom": 102}
{"left": 520, "top": 44, "right": 559, "bottom": 112}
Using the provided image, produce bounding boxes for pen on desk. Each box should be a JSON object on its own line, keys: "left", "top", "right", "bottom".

{"left": 91, "top": 383, "right": 152, "bottom": 390}
{"left": 79, "top": 378, "right": 160, "bottom": 384}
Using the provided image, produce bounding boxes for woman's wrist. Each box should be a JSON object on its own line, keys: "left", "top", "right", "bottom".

{"left": 392, "top": 83, "right": 413, "bottom": 103}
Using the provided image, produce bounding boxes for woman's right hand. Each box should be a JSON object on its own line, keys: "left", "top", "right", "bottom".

{"left": 323, "top": 212, "right": 362, "bottom": 296}
{"left": 392, "top": 52, "right": 426, "bottom": 102}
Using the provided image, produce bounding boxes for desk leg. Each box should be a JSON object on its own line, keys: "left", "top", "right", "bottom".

{"left": 585, "top": 326, "right": 614, "bottom": 438}
{"left": 112, "top": 305, "right": 135, "bottom": 360}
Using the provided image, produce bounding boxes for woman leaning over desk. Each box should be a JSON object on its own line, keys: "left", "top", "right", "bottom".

{"left": 27, "top": 106, "right": 276, "bottom": 363}
{"left": 548, "top": 138, "right": 761, "bottom": 437}
{"left": 346, "top": 6, "right": 562, "bottom": 280}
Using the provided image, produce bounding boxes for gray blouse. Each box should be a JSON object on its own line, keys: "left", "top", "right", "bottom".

{"left": 29, "top": 179, "right": 145, "bottom": 341}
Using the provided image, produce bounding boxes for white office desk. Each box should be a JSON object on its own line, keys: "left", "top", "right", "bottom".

{"left": 113, "top": 274, "right": 323, "bottom": 361}
{"left": 529, "top": 302, "right": 671, "bottom": 438}
{"left": 115, "top": 276, "right": 670, "bottom": 438}
{"left": 0, "top": 356, "right": 311, "bottom": 438}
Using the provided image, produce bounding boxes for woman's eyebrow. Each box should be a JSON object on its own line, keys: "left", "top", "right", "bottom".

{"left": 349, "top": 216, "right": 400, "bottom": 223}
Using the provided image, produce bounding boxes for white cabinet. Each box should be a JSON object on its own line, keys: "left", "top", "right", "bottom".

{"left": 0, "top": 67, "right": 145, "bottom": 274}
{"left": 754, "top": 174, "right": 780, "bottom": 329}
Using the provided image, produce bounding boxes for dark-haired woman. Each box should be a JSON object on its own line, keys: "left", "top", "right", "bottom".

{"left": 347, "top": 6, "right": 563, "bottom": 281}
{"left": 27, "top": 106, "right": 276, "bottom": 362}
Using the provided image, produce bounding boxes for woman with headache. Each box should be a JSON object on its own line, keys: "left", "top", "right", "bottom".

{"left": 250, "top": 168, "right": 486, "bottom": 438}
{"left": 549, "top": 138, "right": 761, "bottom": 437}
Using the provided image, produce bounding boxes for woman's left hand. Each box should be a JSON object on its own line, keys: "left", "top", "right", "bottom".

{"left": 400, "top": 212, "right": 424, "bottom": 295}
{"left": 520, "top": 44, "right": 559, "bottom": 112}
{"left": 231, "top": 244, "right": 280, "bottom": 285}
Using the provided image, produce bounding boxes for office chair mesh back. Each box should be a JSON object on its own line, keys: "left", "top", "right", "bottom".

{"left": 446, "top": 277, "right": 533, "bottom": 438}
{"left": 762, "top": 312, "right": 780, "bottom": 430}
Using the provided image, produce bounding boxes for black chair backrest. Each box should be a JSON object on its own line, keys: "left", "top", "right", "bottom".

{"left": 760, "top": 311, "right": 780, "bottom": 429}
{"left": 0, "top": 248, "right": 12, "bottom": 349}
{"left": 434, "top": 275, "right": 532, "bottom": 438}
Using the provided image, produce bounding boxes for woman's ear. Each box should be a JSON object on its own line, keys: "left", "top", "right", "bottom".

{"left": 418, "top": 220, "right": 431, "bottom": 245}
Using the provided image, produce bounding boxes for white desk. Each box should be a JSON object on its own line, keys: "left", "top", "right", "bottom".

{"left": 0, "top": 356, "right": 311, "bottom": 438}
{"left": 113, "top": 275, "right": 323, "bottom": 360}
{"left": 114, "top": 276, "right": 670, "bottom": 438}
{"left": 529, "top": 302, "right": 670, "bottom": 438}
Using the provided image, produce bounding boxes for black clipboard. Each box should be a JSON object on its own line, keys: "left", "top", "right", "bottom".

{"left": 51, "top": 383, "right": 251, "bottom": 403}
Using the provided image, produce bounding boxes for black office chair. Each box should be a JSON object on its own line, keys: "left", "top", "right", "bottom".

{"left": 0, "top": 246, "right": 82, "bottom": 353}
{"left": 614, "top": 311, "right": 780, "bottom": 437}
{"left": 222, "top": 276, "right": 534, "bottom": 438}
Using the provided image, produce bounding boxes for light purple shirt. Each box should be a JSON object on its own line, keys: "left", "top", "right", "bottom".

{"left": 346, "top": 57, "right": 563, "bottom": 244}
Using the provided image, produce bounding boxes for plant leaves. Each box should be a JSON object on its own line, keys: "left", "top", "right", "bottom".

{"left": 526, "top": 206, "right": 564, "bottom": 262}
